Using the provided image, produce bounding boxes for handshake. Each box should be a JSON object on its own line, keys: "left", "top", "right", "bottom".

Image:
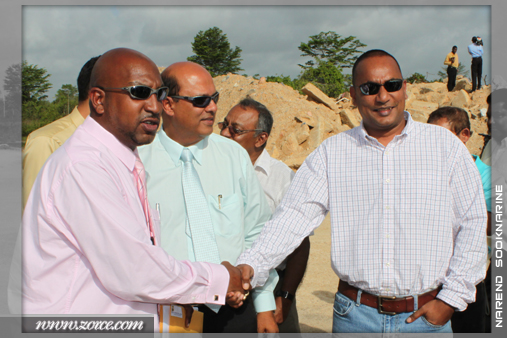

{"left": 221, "top": 262, "right": 255, "bottom": 308}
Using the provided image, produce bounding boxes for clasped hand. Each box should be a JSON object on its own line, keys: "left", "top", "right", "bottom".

{"left": 221, "top": 261, "right": 253, "bottom": 308}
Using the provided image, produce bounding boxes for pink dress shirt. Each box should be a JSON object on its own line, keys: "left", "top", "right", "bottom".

{"left": 22, "top": 116, "right": 229, "bottom": 317}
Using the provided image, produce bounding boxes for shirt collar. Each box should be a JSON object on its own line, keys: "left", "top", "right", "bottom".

{"left": 70, "top": 106, "right": 86, "bottom": 127}
{"left": 81, "top": 116, "right": 137, "bottom": 172}
{"left": 158, "top": 127, "right": 208, "bottom": 166}
{"left": 359, "top": 111, "right": 413, "bottom": 143}
{"left": 253, "top": 149, "right": 271, "bottom": 176}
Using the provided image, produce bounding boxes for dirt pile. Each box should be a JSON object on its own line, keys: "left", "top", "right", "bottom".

{"left": 213, "top": 74, "right": 490, "bottom": 169}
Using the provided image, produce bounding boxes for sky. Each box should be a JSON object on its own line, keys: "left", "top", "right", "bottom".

{"left": 20, "top": 5, "right": 491, "bottom": 101}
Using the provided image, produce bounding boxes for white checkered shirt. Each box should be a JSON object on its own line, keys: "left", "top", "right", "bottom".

{"left": 237, "top": 112, "right": 488, "bottom": 311}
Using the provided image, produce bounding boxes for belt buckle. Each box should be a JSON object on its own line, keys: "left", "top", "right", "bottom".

{"left": 378, "top": 295, "right": 397, "bottom": 315}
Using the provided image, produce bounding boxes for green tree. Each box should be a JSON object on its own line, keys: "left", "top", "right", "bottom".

{"left": 187, "top": 27, "right": 243, "bottom": 77}
{"left": 437, "top": 63, "right": 470, "bottom": 81}
{"left": 53, "top": 84, "right": 78, "bottom": 115}
{"left": 21, "top": 61, "right": 52, "bottom": 103}
{"left": 406, "top": 72, "right": 428, "bottom": 84}
{"left": 299, "top": 60, "right": 346, "bottom": 98}
{"left": 298, "top": 31, "right": 366, "bottom": 69}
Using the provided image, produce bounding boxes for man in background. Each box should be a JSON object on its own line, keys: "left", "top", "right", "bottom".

{"left": 427, "top": 106, "right": 490, "bottom": 332}
{"left": 444, "top": 46, "right": 459, "bottom": 92}
{"left": 22, "top": 56, "right": 100, "bottom": 207}
{"left": 468, "top": 36, "right": 484, "bottom": 92}
{"left": 219, "top": 97, "right": 310, "bottom": 332}
{"left": 139, "top": 62, "right": 278, "bottom": 333}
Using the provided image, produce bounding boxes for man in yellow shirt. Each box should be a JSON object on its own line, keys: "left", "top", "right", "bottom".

{"left": 22, "top": 56, "right": 100, "bottom": 207}
{"left": 444, "top": 46, "right": 459, "bottom": 92}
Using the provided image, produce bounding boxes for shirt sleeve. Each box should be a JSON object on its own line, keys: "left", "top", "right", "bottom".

{"left": 22, "top": 135, "right": 59, "bottom": 208}
{"left": 239, "top": 150, "right": 278, "bottom": 312}
{"left": 444, "top": 54, "right": 451, "bottom": 66}
{"left": 237, "top": 143, "right": 330, "bottom": 288}
{"left": 49, "top": 160, "right": 230, "bottom": 306}
{"left": 436, "top": 144, "right": 488, "bottom": 311}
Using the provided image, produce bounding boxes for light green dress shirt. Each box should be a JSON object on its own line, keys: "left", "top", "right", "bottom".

{"left": 139, "top": 130, "right": 277, "bottom": 312}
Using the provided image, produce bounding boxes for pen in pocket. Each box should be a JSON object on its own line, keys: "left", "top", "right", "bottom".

{"left": 218, "top": 195, "right": 222, "bottom": 209}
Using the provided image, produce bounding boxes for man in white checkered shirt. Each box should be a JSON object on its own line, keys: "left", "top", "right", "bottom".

{"left": 236, "top": 49, "right": 488, "bottom": 333}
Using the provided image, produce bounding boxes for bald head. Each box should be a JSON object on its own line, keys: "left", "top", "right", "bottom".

{"left": 161, "top": 61, "right": 212, "bottom": 97}
{"left": 88, "top": 48, "right": 163, "bottom": 150}
{"left": 90, "top": 48, "right": 159, "bottom": 89}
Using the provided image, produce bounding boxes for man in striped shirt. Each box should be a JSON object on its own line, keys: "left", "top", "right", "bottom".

{"left": 236, "top": 49, "right": 487, "bottom": 333}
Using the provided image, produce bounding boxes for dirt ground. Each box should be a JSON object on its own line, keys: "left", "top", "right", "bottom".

{"left": 296, "top": 214, "right": 338, "bottom": 333}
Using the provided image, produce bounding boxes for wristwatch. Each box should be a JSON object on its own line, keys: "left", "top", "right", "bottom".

{"left": 275, "top": 290, "right": 295, "bottom": 301}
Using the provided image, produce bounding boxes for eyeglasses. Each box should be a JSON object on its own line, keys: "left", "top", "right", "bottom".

{"left": 98, "top": 85, "right": 169, "bottom": 101}
{"left": 217, "top": 121, "right": 264, "bottom": 136}
{"left": 170, "top": 92, "right": 220, "bottom": 108}
{"left": 358, "top": 79, "right": 404, "bottom": 96}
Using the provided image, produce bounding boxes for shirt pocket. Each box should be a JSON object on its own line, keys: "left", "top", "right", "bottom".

{"left": 207, "top": 193, "right": 243, "bottom": 237}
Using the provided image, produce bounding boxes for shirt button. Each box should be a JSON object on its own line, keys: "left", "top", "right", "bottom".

{"left": 386, "top": 262, "right": 391, "bottom": 267}
{"left": 385, "top": 206, "right": 390, "bottom": 210}
{"left": 385, "top": 178, "right": 390, "bottom": 183}
{"left": 386, "top": 234, "right": 390, "bottom": 238}
{"left": 385, "top": 151, "right": 389, "bottom": 155}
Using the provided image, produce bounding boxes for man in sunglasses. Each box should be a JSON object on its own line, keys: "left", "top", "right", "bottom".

{"left": 138, "top": 62, "right": 278, "bottom": 333}
{"left": 219, "top": 98, "right": 309, "bottom": 333}
{"left": 22, "top": 49, "right": 245, "bottom": 328}
{"left": 236, "top": 49, "right": 487, "bottom": 333}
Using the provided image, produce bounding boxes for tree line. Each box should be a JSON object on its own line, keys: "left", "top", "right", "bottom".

{"left": 3, "top": 26, "right": 469, "bottom": 138}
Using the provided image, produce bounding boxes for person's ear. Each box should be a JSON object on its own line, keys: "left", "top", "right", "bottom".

{"left": 457, "top": 128, "right": 471, "bottom": 144}
{"left": 163, "top": 97, "right": 176, "bottom": 117}
{"left": 255, "top": 132, "right": 268, "bottom": 149}
{"left": 89, "top": 87, "right": 106, "bottom": 115}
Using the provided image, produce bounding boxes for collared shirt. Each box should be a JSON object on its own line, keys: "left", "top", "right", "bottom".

{"left": 23, "top": 117, "right": 229, "bottom": 317}
{"left": 22, "top": 106, "right": 85, "bottom": 207}
{"left": 444, "top": 52, "right": 459, "bottom": 68}
{"left": 237, "top": 112, "right": 487, "bottom": 311}
{"left": 254, "top": 148, "right": 295, "bottom": 214}
{"left": 468, "top": 43, "right": 484, "bottom": 58}
{"left": 139, "top": 131, "right": 277, "bottom": 313}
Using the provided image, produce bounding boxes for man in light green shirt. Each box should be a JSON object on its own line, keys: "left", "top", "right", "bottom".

{"left": 138, "top": 61, "right": 278, "bottom": 333}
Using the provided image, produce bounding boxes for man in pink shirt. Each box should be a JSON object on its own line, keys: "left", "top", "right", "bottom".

{"left": 22, "top": 48, "right": 245, "bottom": 328}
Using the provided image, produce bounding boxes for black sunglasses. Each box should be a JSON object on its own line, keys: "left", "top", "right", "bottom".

{"left": 98, "top": 85, "right": 169, "bottom": 101}
{"left": 217, "top": 121, "right": 263, "bottom": 136}
{"left": 170, "top": 92, "right": 220, "bottom": 108}
{"left": 358, "top": 79, "right": 404, "bottom": 96}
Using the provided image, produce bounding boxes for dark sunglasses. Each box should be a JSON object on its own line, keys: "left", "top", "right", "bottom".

{"left": 170, "top": 92, "right": 220, "bottom": 108}
{"left": 217, "top": 121, "right": 263, "bottom": 136}
{"left": 98, "top": 85, "right": 169, "bottom": 101}
{"left": 358, "top": 79, "right": 404, "bottom": 96}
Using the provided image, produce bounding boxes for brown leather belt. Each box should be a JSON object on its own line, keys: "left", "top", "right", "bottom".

{"left": 338, "top": 281, "right": 441, "bottom": 315}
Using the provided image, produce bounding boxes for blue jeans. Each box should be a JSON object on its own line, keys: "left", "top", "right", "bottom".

{"left": 332, "top": 290, "right": 453, "bottom": 334}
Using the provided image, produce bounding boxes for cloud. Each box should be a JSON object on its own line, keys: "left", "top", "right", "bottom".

{"left": 22, "top": 5, "right": 490, "bottom": 100}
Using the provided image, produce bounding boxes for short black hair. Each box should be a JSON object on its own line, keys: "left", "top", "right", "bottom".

{"left": 472, "top": 36, "right": 478, "bottom": 43}
{"left": 452, "top": 46, "right": 458, "bottom": 50}
{"left": 237, "top": 97, "right": 273, "bottom": 141}
{"left": 427, "top": 106, "right": 470, "bottom": 135}
{"left": 77, "top": 56, "right": 101, "bottom": 102}
{"left": 351, "top": 49, "right": 402, "bottom": 86}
